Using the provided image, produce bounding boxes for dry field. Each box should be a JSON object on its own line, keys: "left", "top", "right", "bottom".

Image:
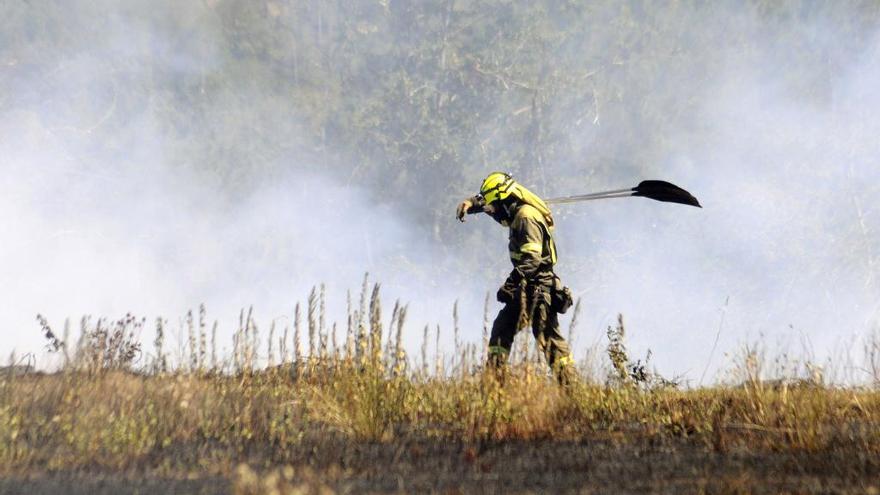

{"left": 2, "top": 285, "right": 879, "bottom": 494}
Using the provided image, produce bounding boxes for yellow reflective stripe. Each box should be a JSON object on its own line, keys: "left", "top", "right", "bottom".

{"left": 488, "top": 345, "right": 509, "bottom": 356}
{"left": 549, "top": 238, "right": 557, "bottom": 265}
{"left": 556, "top": 355, "right": 574, "bottom": 367}
{"left": 520, "top": 242, "right": 542, "bottom": 254}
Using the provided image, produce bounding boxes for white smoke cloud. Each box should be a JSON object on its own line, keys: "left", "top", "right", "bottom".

{"left": 2, "top": 2, "right": 878, "bottom": 385}
{"left": 554, "top": 23, "right": 880, "bottom": 383}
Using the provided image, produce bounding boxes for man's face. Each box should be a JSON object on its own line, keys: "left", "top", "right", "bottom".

{"left": 484, "top": 203, "right": 510, "bottom": 227}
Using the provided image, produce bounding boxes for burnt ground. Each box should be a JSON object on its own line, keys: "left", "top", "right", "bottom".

{"left": 1, "top": 437, "right": 878, "bottom": 494}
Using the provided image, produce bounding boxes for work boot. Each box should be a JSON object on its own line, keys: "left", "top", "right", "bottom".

{"left": 553, "top": 355, "right": 578, "bottom": 387}
{"left": 486, "top": 346, "right": 510, "bottom": 385}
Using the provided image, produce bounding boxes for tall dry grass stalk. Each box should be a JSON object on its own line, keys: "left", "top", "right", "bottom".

{"left": 345, "top": 290, "right": 355, "bottom": 361}
{"left": 434, "top": 324, "right": 442, "bottom": 376}
{"left": 211, "top": 321, "right": 218, "bottom": 370}
{"left": 198, "top": 304, "right": 207, "bottom": 371}
{"left": 369, "top": 284, "right": 383, "bottom": 369}
{"left": 319, "top": 284, "right": 326, "bottom": 347}
{"left": 866, "top": 328, "right": 880, "bottom": 387}
{"left": 186, "top": 310, "right": 197, "bottom": 371}
{"left": 567, "top": 297, "right": 581, "bottom": 350}
{"left": 279, "top": 322, "right": 288, "bottom": 365}
{"left": 482, "top": 292, "right": 490, "bottom": 358}
{"left": 293, "top": 303, "right": 302, "bottom": 367}
{"left": 420, "top": 324, "right": 429, "bottom": 377}
{"left": 267, "top": 321, "right": 276, "bottom": 367}
{"left": 249, "top": 311, "right": 259, "bottom": 370}
{"left": 307, "top": 287, "right": 317, "bottom": 361}
{"left": 393, "top": 304, "right": 407, "bottom": 377}
{"left": 453, "top": 300, "right": 460, "bottom": 359}
{"left": 154, "top": 317, "right": 167, "bottom": 373}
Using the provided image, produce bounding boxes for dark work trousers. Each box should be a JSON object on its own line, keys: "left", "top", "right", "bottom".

{"left": 487, "top": 284, "right": 574, "bottom": 383}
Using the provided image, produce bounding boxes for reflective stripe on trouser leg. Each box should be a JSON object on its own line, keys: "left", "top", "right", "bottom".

{"left": 554, "top": 354, "right": 574, "bottom": 368}
{"left": 530, "top": 297, "right": 573, "bottom": 374}
{"left": 489, "top": 303, "right": 518, "bottom": 368}
{"left": 488, "top": 345, "right": 509, "bottom": 358}
{"left": 487, "top": 345, "right": 510, "bottom": 370}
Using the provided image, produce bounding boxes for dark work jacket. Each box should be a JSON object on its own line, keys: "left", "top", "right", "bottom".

{"left": 506, "top": 203, "right": 557, "bottom": 287}
{"left": 468, "top": 196, "right": 557, "bottom": 287}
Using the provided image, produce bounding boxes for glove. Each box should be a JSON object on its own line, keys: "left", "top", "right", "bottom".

{"left": 496, "top": 283, "right": 516, "bottom": 304}
{"left": 497, "top": 271, "right": 524, "bottom": 304}
{"left": 456, "top": 199, "right": 473, "bottom": 222}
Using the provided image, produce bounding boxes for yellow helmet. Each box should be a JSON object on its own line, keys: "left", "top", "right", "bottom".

{"left": 478, "top": 171, "right": 555, "bottom": 227}
{"left": 479, "top": 172, "right": 516, "bottom": 205}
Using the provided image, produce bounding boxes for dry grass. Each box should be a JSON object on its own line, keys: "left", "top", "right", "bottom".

{"left": 2, "top": 282, "right": 879, "bottom": 494}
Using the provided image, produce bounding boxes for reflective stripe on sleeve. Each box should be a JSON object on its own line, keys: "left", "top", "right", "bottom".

{"left": 520, "top": 242, "right": 542, "bottom": 254}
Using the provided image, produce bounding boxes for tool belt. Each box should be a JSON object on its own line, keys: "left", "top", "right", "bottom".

{"left": 500, "top": 271, "right": 572, "bottom": 315}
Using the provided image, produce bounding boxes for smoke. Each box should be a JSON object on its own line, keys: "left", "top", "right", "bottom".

{"left": 553, "top": 11, "right": 880, "bottom": 382}
{"left": 0, "top": 3, "right": 455, "bottom": 362}
{"left": 2, "top": 2, "right": 878, "bottom": 384}
{"left": 0, "top": 106, "right": 464, "bottom": 360}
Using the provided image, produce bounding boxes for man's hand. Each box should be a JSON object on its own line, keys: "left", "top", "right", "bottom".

{"left": 497, "top": 270, "right": 525, "bottom": 304}
{"left": 456, "top": 199, "right": 473, "bottom": 222}
{"left": 496, "top": 282, "right": 516, "bottom": 304}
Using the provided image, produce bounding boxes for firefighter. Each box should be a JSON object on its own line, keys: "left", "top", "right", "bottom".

{"left": 457, "top": 172, "right": 575, "bottom": 384}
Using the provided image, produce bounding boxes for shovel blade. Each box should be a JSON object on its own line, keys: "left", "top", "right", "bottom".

{"left": 633, "top": 180, "right": 702, "bottom": 208}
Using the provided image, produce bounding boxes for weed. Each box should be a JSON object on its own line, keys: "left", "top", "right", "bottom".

{"left": 13, "top": 281, "right": 880, "bottom": 493}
